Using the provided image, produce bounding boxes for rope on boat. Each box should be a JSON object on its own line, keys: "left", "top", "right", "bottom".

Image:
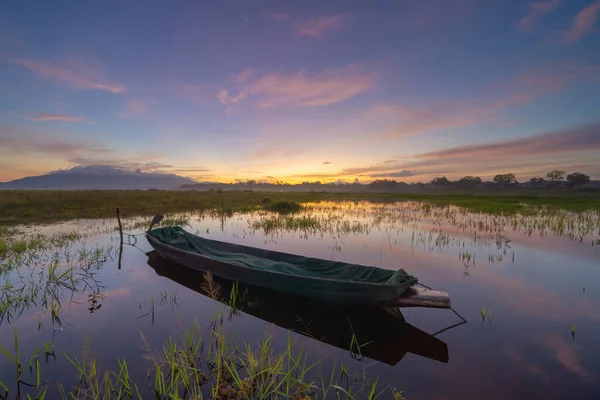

{"left": 416, "top": 280, "right": 468, "bottom": 336}
{"left": 417, "top": 282, "right": 432, "bottom": 290}
{"left": 432, "top": 307, "right": 468, "bottom": 337}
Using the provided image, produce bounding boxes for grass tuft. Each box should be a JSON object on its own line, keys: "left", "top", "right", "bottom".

{"left": 264, "top": 200, "right": 303, "bottom": 214}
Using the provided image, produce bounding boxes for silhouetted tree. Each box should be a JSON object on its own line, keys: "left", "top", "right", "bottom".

{"left": 458, "top": 176, "right": 482, "bottom": 186}
{"left": 430, "top": 176, "right": 450, "bottom": 188}
{"left": 566, "top": 172, "right": 590, "bottom": 187}
{"left": 493, "top": 173, "right": 517, "bottom": 186}
{"left": 546, "top": 169, "right": 566, "bottom": 183}
{"left": 528, "top": 177, "right": 546, "bottom": 186}
{"left": 368, "top": 179, "right": 398, "bottom": 191}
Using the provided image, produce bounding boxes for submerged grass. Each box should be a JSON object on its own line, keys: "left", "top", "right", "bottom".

{"left": 0, "top": 233, "right": 110, "bottom": 327}
{"left": 2, "top": 190, "right": 600, "bottom": 225}
{"left": 0, "top": 315, "right": 404, "bottom": 400}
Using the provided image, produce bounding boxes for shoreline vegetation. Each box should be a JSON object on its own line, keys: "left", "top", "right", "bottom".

{"left": 0, "top": 314, "right": 402, "bottom": 400}
{"left": 2, "top": 189, "right": 600, "bottom": 225}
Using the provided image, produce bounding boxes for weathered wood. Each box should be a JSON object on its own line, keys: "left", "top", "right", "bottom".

{"left": 116, "top": 208, "right": 123, "bottom": 270}
{"left": 395, "top": 286, "right": 451, "bottom": 308}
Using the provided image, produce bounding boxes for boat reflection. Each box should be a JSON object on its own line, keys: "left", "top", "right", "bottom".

{"left": 146, "top": 250, "right": 449, "bottom": 366}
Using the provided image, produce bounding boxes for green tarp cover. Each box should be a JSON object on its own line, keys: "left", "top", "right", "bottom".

{"left": 149, "top": 227, "right": 418, "bottom": 293}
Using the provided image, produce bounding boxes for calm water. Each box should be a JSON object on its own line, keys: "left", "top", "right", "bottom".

{"left": 1, "top": 201, "right": 599, "bottom": 399}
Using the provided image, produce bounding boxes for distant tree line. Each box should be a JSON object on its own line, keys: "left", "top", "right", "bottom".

{"left": 179, "top": 169, "right": 596, "bottom": 192}
{"left": 425, "top": 169, "right": 592, "bottom": 189}
{"left": 526, "top": 169, "right": 591, "bottom": 188}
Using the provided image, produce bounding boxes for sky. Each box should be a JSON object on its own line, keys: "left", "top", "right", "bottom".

{"left": 1, "top": 0, "right": 599, "bottom": 184}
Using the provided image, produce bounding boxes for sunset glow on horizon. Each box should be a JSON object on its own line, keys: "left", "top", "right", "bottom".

{"left": 1, "top": 0, "right": 600, "bottom": 184}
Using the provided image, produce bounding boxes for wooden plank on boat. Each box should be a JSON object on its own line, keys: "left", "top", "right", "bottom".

{"left": 395, "top": 286, "right": 451, "bottom": 309}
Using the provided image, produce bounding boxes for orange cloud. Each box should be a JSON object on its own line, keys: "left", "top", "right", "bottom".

{"left": 561, "top": 0, "right": 600, "bottom": 44}
{"left": 517, "top": 0, "right": 561, "bottom": 32}
{"left": 10, "top": 57, "right": 125, "bottom": 93}
{"left": 24, "top": 114, "right": 94, "bottom": 123}
{"left": 296, "top": 15, "right": 345, "bottom": 37}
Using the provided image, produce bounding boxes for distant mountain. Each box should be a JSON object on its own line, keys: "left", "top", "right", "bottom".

{"left": 0, "top": 165, "right": 197, "bottom": 189}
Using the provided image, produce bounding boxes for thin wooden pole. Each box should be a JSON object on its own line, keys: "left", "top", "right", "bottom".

{"left": 116, "top": 208, "right": 123, "bottom": 270}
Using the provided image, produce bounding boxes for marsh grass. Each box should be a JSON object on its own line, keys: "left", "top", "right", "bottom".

{"left": 2, "top": 190, "right": 599, "bottom": 225}
{"left": 0, "top": 314, "right": 403, "bottom": 400}
{"left": 264, "top": 200, "right": 303, "bottom": 214}
{"left": 0, "top": 236, "right": 109, "bottom": 327}
{"left": 0, "top": 271, "right": 404, "bottom": 399}
{"left": 247, "top": 201, "right": 599, "bottom": 268}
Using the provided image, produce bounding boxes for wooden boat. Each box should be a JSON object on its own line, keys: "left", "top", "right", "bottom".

{"left": 146, "top": 250, "right": 449, "bottom": 365}
{"left": 146, "top": 225, "right": 450, "bottom": 308}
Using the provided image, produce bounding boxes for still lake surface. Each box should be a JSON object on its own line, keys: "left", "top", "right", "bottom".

{"left": 1, "top": 201, "right": 599, "bottom": 399}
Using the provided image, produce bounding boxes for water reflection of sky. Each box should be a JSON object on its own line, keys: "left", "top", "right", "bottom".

{"left": 1, "top": 201, "right": 599, "bottom": 399}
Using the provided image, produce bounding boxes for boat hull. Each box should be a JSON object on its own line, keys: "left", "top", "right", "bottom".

{"left": 146, "top": 250, "right": 450, "bottom": 365}
{"left": 147, "top": 234, "right": 405, "bottom": 305}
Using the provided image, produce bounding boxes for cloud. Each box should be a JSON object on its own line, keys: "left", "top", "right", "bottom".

{"left": 68, "top": 158, "right": 173, "bottom": 172}
{"left": 372, "top": 102, "right": 497, "bottom": 138}
{"left": 264, "top": 11, "right": 289, "bottom": 22}
{"left": 68, "top": 157, "right": 211, "bottom": 175}
{"left": 247, "top": 64, "right": 375, "bottom": 108}
{"left": 372, "top": 93, "right": 530, "bottom": 138}
{"left": 171, "top": 168, "right": 212, "bottom": 173}
{"left": 235, "top": 69, "right": 256, "bottom": 84}
{"left": 251, "top": 145, "right": 311, "bottom": 160}
{"left": 215, "top": 88, "right": 247, "bottom": 106}
{"left": 396, "top": 0, "right": 476, "bottom": 28}
{"left": 0, "top": 126, "right": 110, "bottom": 157}
{"left": 561, "top": 0, "right": 600, "bottom": 44}
{"left": 515, "top": 62, "right": 600, "bottom": 91}
{"left": 265, "top": 12, "right": 345, "bottom": 37}
{"left": 542, "top": 334, "right": 588, "bottom": 378}
{"left": 373, "top": 62, "right": 600, "bottom": 138}
{"left": 296, "top": 15, "right": 345, "bottom": 37}
{"left": 371, "top": 170, "right": 415, "bottom": 178}
{"left": 23, "top": 114, "right": 94, "bottom": 123}
{"left": 517, "top": 0, "right": 561, "bottom": 32}
{"left": 417, "top": 123, "right": 600, "bottom": 161}
{"left": 322, "top": 161, "right": 332, "bottom": 164}
{"left": 117, "top": 99, "right": 154, "bottom": 118}
{"left": 216, "top": 88, "right": 229, "bottom": 104}
{"left": 177, "top": 63, "right": 376, "bottom": 110}
{"left": 10, "top": 57, "right": 125, "bottom": 93}
{"left": 504, "top": 346, "right": 547, "bottom": 379}
{"left": 327, "top": 122, "right": 600, "bottom": 182}
{"left": 171, "top": 83, "right": 212, "bottom": 103}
